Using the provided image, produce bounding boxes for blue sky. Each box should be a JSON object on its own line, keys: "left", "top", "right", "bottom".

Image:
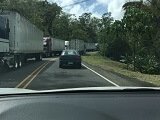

{"left": 48, "top": 0, "right": 140, "bottom": 19}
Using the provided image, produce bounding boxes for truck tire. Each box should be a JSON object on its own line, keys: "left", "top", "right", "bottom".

{"left": 39, "top": 54, "right": 42, "bottom": 61}
{"left": 14, "top": 60, "right": 18, "bottom": 69}
{"left": 36, "top": 54, "right": 42, "bottom": 61}
{"left": 18, "top": 59, "right": 22, "bottom": 68}
{"left": 50, "top": 53, "right": 53, "bottom": 57}
{"left": 0, "top": 61, "right": 9, "bottom": 72}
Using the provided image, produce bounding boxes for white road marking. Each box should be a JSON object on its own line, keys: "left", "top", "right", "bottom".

{"left": 82, "top": 64, "right": 120, "bottom": 87}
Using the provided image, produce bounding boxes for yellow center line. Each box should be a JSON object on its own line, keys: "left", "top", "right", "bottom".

{"left": 16, "top": 62, "right": 48, "bottom": 88}
{"left": 23, "top": 62, "right": 50, "bottom": 89}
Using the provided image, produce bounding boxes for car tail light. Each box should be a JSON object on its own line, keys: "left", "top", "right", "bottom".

{"left": 75, "top": 56, "right": 81, "bottom": 60}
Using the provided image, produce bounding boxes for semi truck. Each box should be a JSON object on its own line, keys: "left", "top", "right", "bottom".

{"left": 65, "top": 41, "right": 69, "bottom": 50}
{"left": 0, "top": 11, "right": 43, "bottom": 69}
{"left": 43, "top": 37, "right": 65, "bottom": 57}
{"left": 69, "top": 39, "right": 86, "bottom": 55}
{"left": 85, "top": 43, "right": 97, "bottom": 52}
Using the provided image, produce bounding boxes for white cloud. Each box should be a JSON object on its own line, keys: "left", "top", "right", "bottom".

{"left": 96, "top": 0, "right": 143, "bottom": 20}
{"left": 96, "top": 0, "right": 126, "bottom": 20}
{"left": 48, "top": 0, "right": 142, "bottom": 20}
{"left": 69, "top": 4, "right": 84, "bottom": 17}
{"left": 48, "top": 0, "right": 100, "bottom": 18}
{"left": 48, "top": 0, "right": 74, "bottom": 7}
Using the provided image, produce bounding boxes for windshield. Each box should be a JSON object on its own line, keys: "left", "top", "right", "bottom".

{"left": 0, "top": 0, "right": 159, "bottom": 94}
{"left": 62, "top": 50, "right": 78, "bottom": 55}
{"left": 0, "top": 16, "right": 9, "bottom": 39}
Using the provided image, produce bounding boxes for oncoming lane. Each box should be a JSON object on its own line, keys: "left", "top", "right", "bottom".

{"left": 0, "top": 58, "right": 56, "bottom": 88}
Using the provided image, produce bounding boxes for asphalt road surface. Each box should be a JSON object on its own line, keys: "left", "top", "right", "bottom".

{"left": 0, "top": 57, "right": 154, "bottom": 90}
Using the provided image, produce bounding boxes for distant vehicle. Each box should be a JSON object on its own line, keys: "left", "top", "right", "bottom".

{"left": 69, "top": 39, "right": 86, "bottom": 55}
{"left": 95, "top": 43, "right": 99, "bottom": 50}
{"left": 43, "top": 37, "right": 65, "bottom": 57}
{"left": 65, "top": 41, "right": 69, "bottom": 50}
{"left": 85, "top": 43, "right": 97, "bottom": 52}
{"left": 0, "top": 11, "right": 43, "bottom": 69}
{"left": 59, "top": 50, "right": 81, "bottom": 68}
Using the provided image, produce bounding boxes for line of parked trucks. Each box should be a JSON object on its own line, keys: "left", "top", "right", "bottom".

{"left": 0, "top": 11, "right": 97, "bottom": 69}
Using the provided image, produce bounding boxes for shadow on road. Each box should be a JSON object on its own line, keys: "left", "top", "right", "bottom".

{"left": 0, "top": 60, "right": 46, "bottom": 74}
{"left": 61, "top": 65, "right": 86, "bottom": 70}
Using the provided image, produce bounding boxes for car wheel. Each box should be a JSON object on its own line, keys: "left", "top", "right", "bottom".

{"left": 77, "top": 64, "right": 81, "bottom": 69}
{"left": 59, "top": 63, "right": 63, "bottom": 68}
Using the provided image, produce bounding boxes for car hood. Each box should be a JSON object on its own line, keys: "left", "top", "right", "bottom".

{"left": 0, "top": 87, "right": 160, "bottom": 95}
{"left": 0, "top": 88, "right": 36, "bottom": 94}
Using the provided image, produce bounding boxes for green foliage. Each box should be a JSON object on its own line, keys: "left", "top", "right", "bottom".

{"left": 106, "top": 39, "right": 131, "bottom": 61}
{"left": 97, "top": 0, "right": 160, "bottom": 74}
{"left": 0, "top": 0, "right": 61, "bottom": 36}
{"left": 1, "top": 0, "right": 160, "bottom": 74}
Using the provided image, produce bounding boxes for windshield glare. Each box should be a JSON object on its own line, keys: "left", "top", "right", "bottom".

{"left": 0, "top": 0, "right": 159, "bottom": 93}
{"left": 62, "top": 50, "right": 78, "bottom": 55}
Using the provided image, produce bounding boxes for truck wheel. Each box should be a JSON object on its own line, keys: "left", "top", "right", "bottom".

{"left": 18, "top": 60, "right": 22, "bottom": 68}
{"left": 39, "top": 54, "right": 42, "bottom": 61}
{"left": 50, "top": 53, "right": 53, "bottom": 57}
{"left": 36, "top": 54, "right": 42, "bottom": 61}
{"left": 0, "top": 61, "right": 9, "bottom": 72}
{"left": 14, "top": 60, "right": 18, "bottom": 69}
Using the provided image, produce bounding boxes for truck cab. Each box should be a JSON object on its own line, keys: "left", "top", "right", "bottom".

{"left": 0, "top": 16, "right": 10, "bottom": 54}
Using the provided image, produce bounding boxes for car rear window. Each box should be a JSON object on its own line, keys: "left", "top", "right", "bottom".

{"left": 62, "top": 50, "right": 78, "bottom": 55}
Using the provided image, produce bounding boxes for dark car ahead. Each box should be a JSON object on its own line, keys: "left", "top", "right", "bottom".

{"left": 59, "top": 50, "right": 81, "bottom": 68}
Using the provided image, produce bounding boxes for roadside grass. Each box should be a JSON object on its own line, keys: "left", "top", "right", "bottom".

{"left": 82, "top": 52, "right": 160, "bottom": 86}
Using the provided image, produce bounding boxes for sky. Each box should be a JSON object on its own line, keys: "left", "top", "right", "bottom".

{"left": 48, "top": 0, "right": 139, "bottom": 20}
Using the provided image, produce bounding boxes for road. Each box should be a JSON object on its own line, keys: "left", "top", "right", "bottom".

{"left": 0, "top": 57, "right": 154, "bottom": 90}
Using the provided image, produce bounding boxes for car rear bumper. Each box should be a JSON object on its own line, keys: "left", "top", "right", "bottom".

{"left": 60, "top": 60, "right": 81, "bottom": 66}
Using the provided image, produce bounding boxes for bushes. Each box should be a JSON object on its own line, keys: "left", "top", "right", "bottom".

{"left": 106, "top": 38, "right": 131, "bottom": 61}
{"left": 135, "top": 55, "right": 160, "bottom": 74}
{"left": 123, "top": 55, "right": 160, "bottom": 74}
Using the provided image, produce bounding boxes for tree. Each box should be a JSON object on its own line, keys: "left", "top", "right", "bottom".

{"left": 52, "top": 12, "right": 71, "bottom": 40}
{"left": 97, "top": 12, "right": 113, "bottom": 56}
{"left": 122, "top": 0, "right": 159, "bottom": 73}
{"left": 79, "top": 13, "right": 98, "bottom": 42}
{"left": 69, "top": 18, "right": 88, "bottom": 40}
{"left": 0, "top": 0, "right": 62, "bottom": 36}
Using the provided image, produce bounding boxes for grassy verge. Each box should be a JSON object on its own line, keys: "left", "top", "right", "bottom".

{"left": 82, "top": 52, "right": 160, "bottom": 86}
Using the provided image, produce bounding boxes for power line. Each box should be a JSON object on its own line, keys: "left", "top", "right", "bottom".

{"left": 62, "top": 0, "right": 90, "bottom": 8}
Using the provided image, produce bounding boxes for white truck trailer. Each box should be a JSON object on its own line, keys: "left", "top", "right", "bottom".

{"left": 85, "top": 43, "right": 97, "bottom": 52}
{"left": 43, "top": 37, "right": 65, "bottom": 57}
{"left": 69, "top": 39, "right": 86, "bottom": 55}
{"left": 0, "top": 11, "right": 43, "bottom": 69}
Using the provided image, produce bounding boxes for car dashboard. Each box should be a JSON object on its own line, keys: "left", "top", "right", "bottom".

{"left": 0, "top": 91, "right": 160, "bottom": 120}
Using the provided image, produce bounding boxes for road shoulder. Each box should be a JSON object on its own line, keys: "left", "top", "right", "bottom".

{"left": 82, "top": 61, "right": 155, "bottom": 87}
